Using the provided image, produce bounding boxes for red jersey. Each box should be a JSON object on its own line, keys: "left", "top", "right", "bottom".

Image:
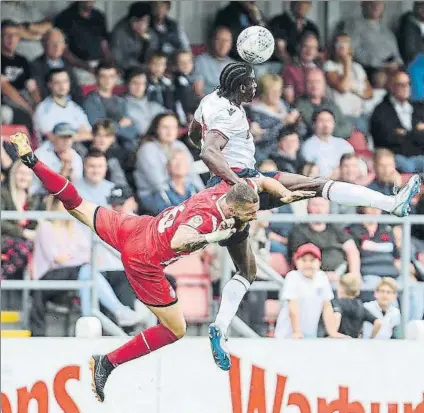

{"left": 143, "top": 180, "right": 230, "bottom": 266}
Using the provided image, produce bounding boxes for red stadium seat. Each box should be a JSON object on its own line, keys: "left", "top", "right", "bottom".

{"left": 81, "top": 84, "right": 127, "bottom": 97}
{"left": 191, "top": 43, "right": 207, "bottom": 56}
{"left": 348, "top": 131, "right": 373, "bottom": 158}
{"left": 270, "top": 253, "right": 289, "bottom": 276}
{"left": 1, "top": 124, "right": 37, "bottom": 148}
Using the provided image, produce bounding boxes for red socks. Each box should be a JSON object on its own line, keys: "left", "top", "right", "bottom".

{"left": 107, "top": 324, "right": 179, "bottom": 367}
{"left": 32, "top": 160, "right": 82, "bottom": 210}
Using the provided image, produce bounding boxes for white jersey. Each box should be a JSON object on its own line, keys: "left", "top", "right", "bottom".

{"left": 194, "top": 91, "right": 256, "bottom": 170}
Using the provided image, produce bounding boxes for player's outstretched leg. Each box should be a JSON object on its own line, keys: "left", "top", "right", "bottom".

{"left": 209, "top": 237, "right": 256, "bottom": 371}
{"left": 9, "top": 132, "right": 97, "bottom": 228}
{"left": 276, "top": 173, "right": 422, "bottom": 217}
{"left": 90, "top": 302, "right": 186, "bottom": 402}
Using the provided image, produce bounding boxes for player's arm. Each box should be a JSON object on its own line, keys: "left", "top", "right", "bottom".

{"left": 187, "top": 118, "right": 202, "bottom": 149}
{"left": 171, "top": 219, "right": 236, "bottom": 253}
{"left": 200, "top": 131, "right": 244, "bottom": 186}
{"left": 253, "top": 176, "right": 316, "bottom": 203}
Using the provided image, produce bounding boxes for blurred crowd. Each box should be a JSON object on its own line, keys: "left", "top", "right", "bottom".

{"left": 1, "top": 0, "right": 423, "bottom": 337}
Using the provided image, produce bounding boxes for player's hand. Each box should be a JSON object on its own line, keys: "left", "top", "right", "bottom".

{"left": 280, "top": 190, "right": 316, "bottom": 204}
{"left": 291, "top": 332, "right": 304, "bottom": 339}
{"left": 218, "top": 218, "right": 235, "bottom": 231}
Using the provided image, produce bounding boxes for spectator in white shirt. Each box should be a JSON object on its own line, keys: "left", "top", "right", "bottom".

{"left": 33, "top": 68, "right": 92, "bottom": 143}
{"left": 363, "top": 277, "right": 401, "bottom": 339}
{"left": 301, "top": 109, "right": 354, "bottom": 178}
{"left": 275, "top": 243, "right": 342, "bottom": 339}
{"left": 31, "top": 122, "right": 83, "bottom": 194}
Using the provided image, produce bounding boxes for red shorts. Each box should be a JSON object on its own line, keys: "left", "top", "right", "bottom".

{"left": 94, "top": 207, "right": 177, "bottom": 307}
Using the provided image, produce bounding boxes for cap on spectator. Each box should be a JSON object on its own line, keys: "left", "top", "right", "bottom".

{"left": 53, "top": 123, "right": 76, "bottom": 137}
{"left": 108, "top": 186, "right": 133, "bottom": 205}
{"left": 293, "top": 243, "right": 322, "bottom": 261}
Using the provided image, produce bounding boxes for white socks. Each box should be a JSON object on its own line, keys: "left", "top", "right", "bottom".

{"left": 215, "top": 274, "right": 251, "bottom": 335}
{"left": 323, "top": 181, "right": 396, "bottom": 212}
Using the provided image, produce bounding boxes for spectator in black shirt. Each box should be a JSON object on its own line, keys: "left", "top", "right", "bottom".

{"left": 111, "top": 2, "right": 158, "bottom": 72}
{"left": 1, "top": 20, "right": 40, "bottom": 134}
{"left": 31, "top": 28, "right": 83, "bottom": 105}
{"left": 397, "top": 2, "right": 424, "bottom": 66}
{"left": 54, "top": 1, "right": 113, "bottom": 84}
{"left": 269, "top": 127, "right": 304, "bottom": 174}
{"left": 173, "top": 51, "right": 199, "bottom": 119}
{"left": 149, "top": 1, "right": 190, "bottom": 57}
{"left": 269, "top": 1, "right": 320, "bottom": 60}
{"left": 146, "top": 52, "right": 177, "bottom": 113}
{"left": 213, "top": 1, "right": 267, "bottom": 60}
{"left": 333, "top": 273, "right": 382, "bottom": 338}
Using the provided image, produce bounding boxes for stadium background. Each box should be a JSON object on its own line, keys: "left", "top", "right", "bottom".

{"left": 1, "top": 1, "right": 424, "bottom": 411}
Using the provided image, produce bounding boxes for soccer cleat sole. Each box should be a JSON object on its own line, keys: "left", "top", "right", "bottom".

{"left": 208, "top": 325, "right": 231, "bottom": 371}
{"left": 89, "top": 356, "right": 104, "bottom": 403}
{"left": 400, "top": 175, "right": 421, "bottom": 217}
{"left": 9, "top": 132, "right": 32, "bottom": 157}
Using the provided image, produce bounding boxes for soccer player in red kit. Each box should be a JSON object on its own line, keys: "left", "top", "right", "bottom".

{"left": 9, "top": 132, "right": 312, "bottom": 402}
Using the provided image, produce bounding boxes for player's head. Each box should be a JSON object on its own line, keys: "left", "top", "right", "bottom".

{"left": 225, "top": 183, "right": 259, "bottom": 224}
{"left": 217, "top": 62, "right": 257, "bottom": 104}
{"left": 292, "top": 243, "right": 321, "bottom": 278}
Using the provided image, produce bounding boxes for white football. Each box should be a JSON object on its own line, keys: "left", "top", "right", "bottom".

{"left": 237, "top": 26, "right": 275, "bottom": 65}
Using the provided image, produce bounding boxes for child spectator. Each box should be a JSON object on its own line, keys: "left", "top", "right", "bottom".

{"left": 146, "top": 52, "right": 177, "bottom": 112}
{"left": 363, "top": 278, "right": 401, "bottom": 339}
{"left": 174, "top": 51, "right": 199, "bottom": 118}
{"left": 332, "top": 273, "right": 382, "bottom": 338}
{"left": 269, "top": 127, "right": 304, "bottom": 174}
{"left": 275, "top": 243, "right": 342, "bottom": 339}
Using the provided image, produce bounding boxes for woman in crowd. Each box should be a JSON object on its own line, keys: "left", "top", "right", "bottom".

{"left": 1, "top": 160, "right": 44, "bottom": 279}
{"left": 247, "top": 74, "right": 301, "bottom": 161}
{"left": 324, "top": 33, "right": 373, "bottom": 134}
{"left": 31, "top": 196, "right": 142, "bottom": 336}
{"left": 133, "top": 112, "right": 204, "bottom": 199}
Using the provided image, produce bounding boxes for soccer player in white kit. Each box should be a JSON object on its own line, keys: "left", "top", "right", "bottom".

{"left": 189, "top": 62, "right": 422, "bottom": 371}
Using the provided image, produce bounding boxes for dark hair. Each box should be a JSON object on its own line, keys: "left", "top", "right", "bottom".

{"left": 279, "top": 124, "right": 299, "bottom": 140}
{"left": 46, "top": 67, "right": 68, "bottom": 83}
{"left": 125, "top": 67, "right": 146, "bottom": 83}
{"left": 85, "top": 148, "right": 107, "bottom": 160}
{"left": 92, "top": 119, "right": 116, "bottom": 136}
{"left": 144, "top": 112, "right": 179, "bottom": 140}
{"left": 312, "top": 108, "right": 335, "bottom": 123}
{"left": 147, "top": 51, "right": 168, "bottom": 63}
{"left": 329, "top": 32, "right": 352, "bottom": 61}
{"left": 217, "top": 62, "right": 252, "bottom": 101}
{"left": 299, "top": 31, "right": 319, "bottom": 48}
{"left": 340, "top": 152, "right": 359, "bottom": 165}
{"left": 1, "top": 20, "right": 19, "bottom": 33}
{"left": 128, "top": 1, "right": 151, "bottom": 19}
{"left": 95, "top": 61, "right": 118, "bottom": 76}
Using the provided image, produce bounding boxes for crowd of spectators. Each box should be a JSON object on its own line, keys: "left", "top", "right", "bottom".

{"left": 1, "top": 0, "right": 423, "bottom": 337}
